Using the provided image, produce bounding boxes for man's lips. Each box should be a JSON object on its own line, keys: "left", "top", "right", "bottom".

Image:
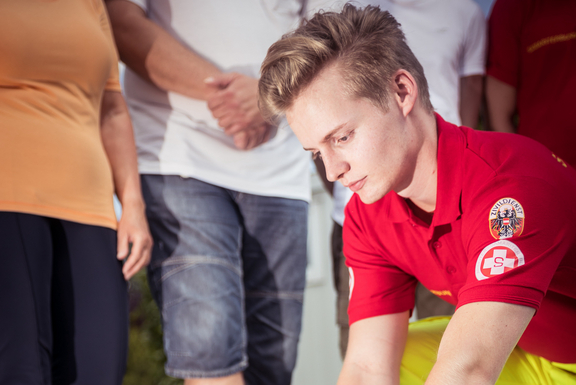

{"left": 347, "top": 177, "right": 367, "bottom": 192}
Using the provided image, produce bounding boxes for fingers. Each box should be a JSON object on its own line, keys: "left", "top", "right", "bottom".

{"left": 224, "top": 123, "right": 244, "bottom": 136}
{"left": 205, "top": 73, "right": 271, "bottom": 148}
{"left": 207, "top": 91, "right": 250, "bottom": 133}
{"left": 211, "top": 104, "right": 252, "bottom": 135}
{"left": 233, "top": 131, "right": 249, "bottom": 150}
{"left": 206, "top": 89, "right": 233, "bottom": 111}
{"left": 204, "top": 72, "right": 238, "bottom": 90}
{"left": 232, "top": 124, "right": 272, "bottom": 150}
{"left": 117, "top": 229, "right": 130, "bottom": 261}
{"left": 121, "top": 235, "right": 152, "bottom": 280}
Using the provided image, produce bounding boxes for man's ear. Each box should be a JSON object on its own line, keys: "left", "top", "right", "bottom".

{"left": 392, "top": 70, "right": 418, "bottom": 117}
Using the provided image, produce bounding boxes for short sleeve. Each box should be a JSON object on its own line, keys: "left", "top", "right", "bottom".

{"left": 94, "top": 0, "right": 122, "bottom": 92}
{"left": 458, "top": 176, "right": 575, "bottom": 311}
{"left": 459, "top": 2, "right": 487, "bottom": 77}
{"left": 486, "top": 0, "right": 523, "bottom": 87}
{"left": 343, "top": 196, "right": 417, "bottom": 325}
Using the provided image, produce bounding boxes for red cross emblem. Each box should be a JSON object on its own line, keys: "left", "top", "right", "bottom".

{"left": 475, "top": 240, "right": 525, "bottom": 280}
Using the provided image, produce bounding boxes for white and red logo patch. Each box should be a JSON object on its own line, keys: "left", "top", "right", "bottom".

{"left": 475, "top": 240, "right": 525, "bottom": 280}
{"left": 489, "top": 198, "right": 525, "bottom": 239}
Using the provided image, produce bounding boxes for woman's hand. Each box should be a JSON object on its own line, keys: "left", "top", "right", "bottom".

{"left": 117, "top": 201, "right": 152, "bottom": 280}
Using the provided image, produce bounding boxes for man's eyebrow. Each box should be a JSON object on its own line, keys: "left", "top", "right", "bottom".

{"left": 302, "top": 124, "right": 347, "bottom": 151}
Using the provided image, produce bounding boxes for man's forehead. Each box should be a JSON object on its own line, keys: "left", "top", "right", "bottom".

{"left": 304, "top": 64, "right": 344, "bottom": 96}
{"left": 289, "top": 66, "right": 346, "bottom": 115}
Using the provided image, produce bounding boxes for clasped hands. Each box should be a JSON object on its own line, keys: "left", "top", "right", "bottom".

{"left": 205, "top": 72, "right": 273, "bottom": 150}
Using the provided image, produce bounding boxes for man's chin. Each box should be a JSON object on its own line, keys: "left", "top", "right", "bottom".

{"left": 356, "top": 190, "right": 385, "bottom": 205}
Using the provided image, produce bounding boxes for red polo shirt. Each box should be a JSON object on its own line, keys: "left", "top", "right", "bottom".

{"left": 486, "top": 0, "right": 576, "bottom": 167}
{"left": 344, "top": 114, "right": 576, "bottom": 363}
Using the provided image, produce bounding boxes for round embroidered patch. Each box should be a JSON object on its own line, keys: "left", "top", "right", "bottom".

{"left": 489, "top": 197, "right": 525, "bottom": 239}
{"left": 475, "top": 240, "right": 525, "bottom": 281}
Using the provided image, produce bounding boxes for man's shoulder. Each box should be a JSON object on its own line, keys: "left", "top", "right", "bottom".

{"left": 437, "top": 120, "right": 576, "bottom": 203}
{"left": 459, "top": 127, "right": 576, "bottom": 212}
{"left": 462, "top": 128, "right": 560, "bottom": 177}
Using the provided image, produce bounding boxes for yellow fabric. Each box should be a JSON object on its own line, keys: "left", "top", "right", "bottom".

{"left": 400, "top": 316, "right": 576, "bottom": 385}
{"left": 0, "top": 0, "right": 122, "bottom": 229}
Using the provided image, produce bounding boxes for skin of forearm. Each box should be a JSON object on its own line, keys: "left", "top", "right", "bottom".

{"left": 337, "top": 313, "right": 409, "bottom": 385}
{"left": 99, "top": 91, "right": 145, "bottom": 209}
{"left": 486, "top": 76, "right": 517, "bottom": 133}
{"left": 426, "top": 353, "right": 501, "bottom": 385}
{"left": 425, "top": 302, "right": 534, "bottom": 385}
{"left": 338, "top": 361, "right": 399, "bottom": 385}
{"left": 106, "top": 0, "right": 221, "bottom": 101}
{"left": 100, "top": 90, "right": 153, "bottom": 280}
{"left": 459, "top": 75, "right": 483, "bottom": 129}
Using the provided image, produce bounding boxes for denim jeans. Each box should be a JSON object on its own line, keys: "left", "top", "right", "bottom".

{"left": 141, "top": 175, "right": 308, "bottom": 384}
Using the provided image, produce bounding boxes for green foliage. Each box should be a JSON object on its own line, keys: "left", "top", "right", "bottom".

{"left": 124, "top": 271, "right": 183, "bottom": 385}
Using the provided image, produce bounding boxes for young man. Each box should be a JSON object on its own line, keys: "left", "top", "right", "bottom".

{"left": 259, "top": 5, "right": 576, "bottom": 384}
{"left": 315, "top": 0, "right": 487, "bottom": 358}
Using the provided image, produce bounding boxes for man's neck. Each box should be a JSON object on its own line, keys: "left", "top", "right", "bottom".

{"left": 398, "top": 111, "right": 438, "bottom": 213}
{"left": 405, "top": 198, "right": 434, "bottom": 226}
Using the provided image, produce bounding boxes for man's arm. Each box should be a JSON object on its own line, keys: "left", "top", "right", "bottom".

{"left": 105, "top": 0, "right": 220, "bottom": 101}
{"left": 338, "top": 311, "right": 409, "bottom": 385}
{"left": 205, "top": 73, "right": 273, "bottom": 150}
{"left": 100, "top": 90, "right": 153, "bottom": 280}
{"left": 459, "top": 75, "right": 483, "bottom": 129}
{"left": 486, "top": 76, "right": 517, "bottom": 133}
{"left": 106, "top": 0, "right": 272, "bottom": 149}
{"left": 426, "top": 301, "right": 534, "bottom": 385}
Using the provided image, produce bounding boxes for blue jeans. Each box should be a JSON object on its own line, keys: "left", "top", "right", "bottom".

{"left": 141, "top": 175, "right": 308, "bottom": 384}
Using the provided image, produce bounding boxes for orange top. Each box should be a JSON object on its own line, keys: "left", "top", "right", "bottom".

{"left": 0, "top": 0, "right": 122, "bottom": 229}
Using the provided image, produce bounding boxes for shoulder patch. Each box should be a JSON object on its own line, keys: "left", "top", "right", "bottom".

{"left": 489, "top": 197, "right": 525, "bottom": 239}
{"left": 475, "top": 240, "right": 525, "bottom": 281}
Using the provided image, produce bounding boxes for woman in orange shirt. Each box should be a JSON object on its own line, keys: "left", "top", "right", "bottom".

{"left": 0, "top": 1, "right": 152, "bottom": 383}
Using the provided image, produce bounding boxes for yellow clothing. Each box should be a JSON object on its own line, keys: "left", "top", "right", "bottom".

{"left": 401, "top": 317, "right": 576, "bottom": 384}
{"left": 0, "top": 0, "right": 122, "bottom": 229}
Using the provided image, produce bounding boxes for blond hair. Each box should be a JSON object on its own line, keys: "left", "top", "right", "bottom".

{"left": 259, "top": 3, "right": 433, "bottom": 122}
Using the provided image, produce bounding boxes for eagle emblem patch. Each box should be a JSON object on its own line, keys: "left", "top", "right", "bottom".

{"left": 489, "top": 198, "right": 525, "bottom": 239}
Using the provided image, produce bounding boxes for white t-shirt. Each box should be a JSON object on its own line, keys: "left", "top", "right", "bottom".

{"left": 330, "top": 0, "right": 487, "bottom": 224}
{"left": 357, "top": 0, "right": 486, "bottom": 125}
{"left": 123, "top": 0, "right": 311, "bottom": 201}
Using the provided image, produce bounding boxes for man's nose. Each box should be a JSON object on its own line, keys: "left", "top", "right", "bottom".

{"left": 323, "top": 152, "right": 349, "bottom": 182}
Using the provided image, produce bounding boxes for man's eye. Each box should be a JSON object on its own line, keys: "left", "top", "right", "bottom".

{"left": 337, "top": 131, "right": 353, "bottom": 144}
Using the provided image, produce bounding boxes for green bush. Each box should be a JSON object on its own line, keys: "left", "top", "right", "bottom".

{"left": 124, "top": 271, "right": 183, "bottom": 385}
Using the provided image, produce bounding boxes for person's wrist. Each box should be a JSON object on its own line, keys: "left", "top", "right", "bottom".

{"left": 118, "top": 195, "right": 146, "bottom": 213}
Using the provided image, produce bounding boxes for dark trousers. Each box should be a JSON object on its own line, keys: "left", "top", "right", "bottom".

{"left": 415, "top": 283, "right": 455, "bottom": 319}
{"left": 331, "top": 222, "right": 349, "bottom": 359}
{"left": 0, "top": 212, "right": 128, "bottom": 385}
